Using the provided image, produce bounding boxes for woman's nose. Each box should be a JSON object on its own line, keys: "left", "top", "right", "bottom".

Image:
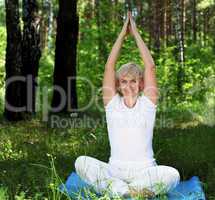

{"left": 126, "top": 82, "right": 131, "bottom": 87}
{"left": 126, "top": 85, "right": 132, "bottom": 91}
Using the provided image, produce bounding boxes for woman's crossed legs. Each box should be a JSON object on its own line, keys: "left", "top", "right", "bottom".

{"left": 74, "top": 156, "right": 180, "bottom": 198}
{"left": 75, "top": 155, "right": 129, "bottom": 197}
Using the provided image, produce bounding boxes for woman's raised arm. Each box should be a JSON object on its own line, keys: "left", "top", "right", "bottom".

{"left": 102, "top": 13, "right": 130, "bottom": 106}
{"left": 129, "top": 13, "right": 158, "bottom": 105}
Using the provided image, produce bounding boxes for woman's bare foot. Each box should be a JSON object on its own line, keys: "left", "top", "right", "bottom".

{"left": 129, "top": 187, "right": 156, "bottom": 199}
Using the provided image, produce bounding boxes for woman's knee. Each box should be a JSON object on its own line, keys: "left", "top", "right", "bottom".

{"left": 158, "top": 165, "right": 180, "bottom": 177}
{"left": 74, "top": 155, "right": 106, "bottom": 175}
{"left": 160, "top": 166, "right": 180, "bottom": 190}
{"left": 74, "top": 155, "right": 89, "bottom": 172}
{"left": 166, "top": 166, "right": 180, "bottom": 182}
{"left": 169, "top": 167, "right": 180, "bottom": 186}
{"left": 149, "top": 165, "right": 180, "bottom": 192}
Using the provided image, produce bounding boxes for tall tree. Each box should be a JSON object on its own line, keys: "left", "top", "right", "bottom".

{"left": 173, "top": 0, "right": 185, "bottom": 94}
{"left": 22, "top": 0, "right": 41, "bottom": 114}
{"left": 95, "top": 0, "right": 109, "bottom": 64}
{"left": 4, "top": 0, "right": 23, "bottom": 120}
{"left": 192, "top": 0, "right": 197, "bottom": 42}
{"left": 4, "top": 0, "right": 41, "bottom": 121}
{"left": 40, "top": 0, "right": 48, "bottom": 50}
{"left": 39, "top": 0, "right": 56, "bottom": 51}
{"left": 51, "top": 0, "right": 79, "bottom": 112}
{"left": 164, "top": 0, "right": 172, "bottom": 46}
{"left": 153, "top": 0, "right": 162, "bottom": 53}
{"left": 147, "top": 0, "right": 153, "bottom": 49}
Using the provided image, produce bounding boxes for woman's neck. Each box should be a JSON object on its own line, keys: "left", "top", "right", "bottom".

{"left": 123, "top": 95, "right": 138, "bottom": 108}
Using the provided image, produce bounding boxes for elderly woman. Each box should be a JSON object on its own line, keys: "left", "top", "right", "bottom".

{"left": 74, "top": 12, "right": 180, "bottom": 198}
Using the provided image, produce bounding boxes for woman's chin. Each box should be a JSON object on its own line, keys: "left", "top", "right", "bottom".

{"left": 122, "top": 93, "right": 137, "bottom": 97}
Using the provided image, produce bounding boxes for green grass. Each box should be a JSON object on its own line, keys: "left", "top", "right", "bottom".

{"left": 0, "top": 113, "right": 214, "bottom": 199}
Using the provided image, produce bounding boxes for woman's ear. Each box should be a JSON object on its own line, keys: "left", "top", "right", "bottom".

{"left": 139, "top": 77, "right": 144, "bottom": 91}
{"left": 115, "top": 79, "right": 119, "bottom": 91}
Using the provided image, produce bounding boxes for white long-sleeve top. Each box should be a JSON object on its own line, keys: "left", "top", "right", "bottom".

{"left": 105, "top": 93, "right": 157, "bottom": 168}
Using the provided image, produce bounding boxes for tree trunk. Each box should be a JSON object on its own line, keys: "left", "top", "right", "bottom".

{"left": 147, "top": 0, "right": 153, "bottom": 50}
{"left": 51, "top": 0, "right": 78, "bottom": 113}
{"left": 47, "top": 0, "right": 53, "bottom": 50}
{"left": 22, "top": 0, "right": 41, "bottom": 114}
{"left": 153, "top": 0, "right": 161, "bottom": 53}
{"left": 203, "top": 8, "right": 209, "bottom": 46}
{"left": 95, "top": 0, "right": 108, "bottom": 64}
{"left": 192, "top": 0, "right": 197, "bottom": 42}
{"left": 165, "top": 0, "right": 172, "bottom": 46}
{"left": 39, "top": 0, "right": 49, "bottom": 50}
{"left": 136, "top": 0, "right": 143, "bottom": 25}
{"left": 173, "top": 0, "right": 185, "bottom": 94}
{"left": 4, "top": 0, "right": 24, "bottom": 121}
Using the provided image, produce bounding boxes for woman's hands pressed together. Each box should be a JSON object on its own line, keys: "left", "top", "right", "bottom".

{"left": 128, "top": 11, "right": 139, "bottom": 37}
{"left": 119, "top": 12, "right": 130, "bottom": 38}
{"left": 119, "top": 11, "right": 139, "bottom": 39}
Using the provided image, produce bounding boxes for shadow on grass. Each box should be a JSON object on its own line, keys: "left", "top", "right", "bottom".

{"left": 153, "top": 125, "right": 215, "bottom": 198}
{"left": 0, "top": 118, "right": 214, "bottom": 199}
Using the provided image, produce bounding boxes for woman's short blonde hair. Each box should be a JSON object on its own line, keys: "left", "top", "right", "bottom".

{"left": 115, "top": 62, "right": 144, "bottom": 95}
{"left": 116, "top": 62, "right": 144, "bottom": 80}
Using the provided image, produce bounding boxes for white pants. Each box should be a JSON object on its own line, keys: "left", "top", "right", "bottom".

{"left": 74, "top": 156, "right": 180, "bottom": 197}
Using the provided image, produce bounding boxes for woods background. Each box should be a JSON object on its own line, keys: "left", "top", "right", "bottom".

{"left": 0, "top": 0, "right": 214, "bottom": 199}
{"left": 0, "top": 0, "right": 214, "bottom": 122}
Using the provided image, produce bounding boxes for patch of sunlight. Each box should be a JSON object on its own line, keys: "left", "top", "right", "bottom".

{"left": 179, "top": 120, "right": 200, "bottom": 129}
{"left": 197, "top": 0, "right": 214, "bottom": 10}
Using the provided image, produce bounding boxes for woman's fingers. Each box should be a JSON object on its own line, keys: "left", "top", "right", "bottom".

{"left": 121, "top": 12, "right": 130, "bottom": 36}
{"left": 129, "top": 12, "right": 136, "bottom": 27}
{"left": 128, "top": 12, "right": 138, "bottom": 36}
{"left": 122, "top": 14, "right": 129, "bottom": 28}
{"left": 127, "top": 11, "right": 133, "bottom": 35}
{"left": 125, "top": 13, "right": 130, "bottom": 26}
{"left": 130, "top": 15, "right": 136, "bottom": 27}
{"left": 128, "top": 11, "right": 132, "bottom": 18}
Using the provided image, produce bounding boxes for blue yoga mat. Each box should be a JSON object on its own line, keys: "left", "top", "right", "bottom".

{"left": 59, "top": 172, "right": 206, "bottom": 200}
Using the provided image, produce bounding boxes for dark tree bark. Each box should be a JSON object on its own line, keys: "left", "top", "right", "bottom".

{"left": 47, "top": 0, "right": 53, "bottom": 50}
{"left": 164, "top": 0, "right": 172, "bottom": 46}
{"left": 51, "top": 0, "right": 78, "bottom": 112}
{"left": 173, "top": 0, "right": 185, "bottom": 94}
{"left": 22, "top": 0, "right": 41, "bottom": 114}
{"left": 136, "top": 0, "right": 143, "bottom": 25}
{"left": 153, "top": 0, "right": 161, "bottom": 53}
{"left": 192, "top": 0, "right": 197, "bottom": 42}
{"left": 160, "top": 0, "right": 165, "bottom": 43}
{"left": 40, "top": 0, "right": 48, "bottom": 50}
{"left": 95, "top": 0, "right": 108, "bottom": 64}
{"left": 4, "top": 0, "right": 42, "bottom": 121}
{"left": 203, "top": 8, "right": 209, "bottom": 46}
{"left": 147, "top": 0, "right": 153, "bottom": 50}
{"left": 4, "top": 0, "right": 24, "bottom": 121}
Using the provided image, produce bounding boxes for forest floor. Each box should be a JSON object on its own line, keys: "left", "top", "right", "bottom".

{"left": 0, "top": 112, "right": 214, "bottom": 199}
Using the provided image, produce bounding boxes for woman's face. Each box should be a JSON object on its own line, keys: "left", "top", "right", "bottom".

{"left": 118, "top": 74, "right": 140, "bottom": 97}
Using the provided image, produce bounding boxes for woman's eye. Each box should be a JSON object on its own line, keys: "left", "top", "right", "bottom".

{"left": 131, "top": 80, "right": 136, "bottom": 83}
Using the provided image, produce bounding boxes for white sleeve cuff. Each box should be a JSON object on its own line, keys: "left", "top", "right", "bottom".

{"left": 141, "top": 95, "right": 157, "bottom": 109}
{"left": 104, "top": 93, "right": 119, "bottom": 110}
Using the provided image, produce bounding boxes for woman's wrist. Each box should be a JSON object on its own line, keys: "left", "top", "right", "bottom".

{"left": 133, "top": 30, "right": 141, "bottom": 40}
{"left": 118, "top": 32, "right": 126, "bottom": 40}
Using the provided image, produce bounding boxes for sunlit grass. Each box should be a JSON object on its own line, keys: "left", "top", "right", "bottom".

{"left": 0, "top": 115, "right": 214, "bottom": 199}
